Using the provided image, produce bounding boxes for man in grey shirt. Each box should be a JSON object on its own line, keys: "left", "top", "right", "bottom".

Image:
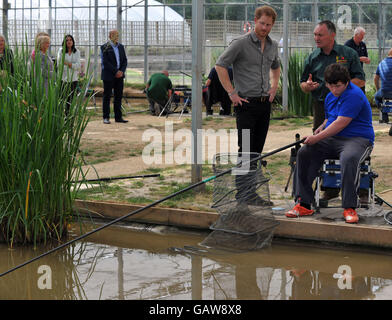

{"left": 215, "top": 5, "right": 280, "bottom": 206}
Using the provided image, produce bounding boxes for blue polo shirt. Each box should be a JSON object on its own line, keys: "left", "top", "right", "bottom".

{"left": 376, "top": 57, "right": 392, "bottom": 93}
{"left": 324, "top": 82, "right": 374, "bottom": 144}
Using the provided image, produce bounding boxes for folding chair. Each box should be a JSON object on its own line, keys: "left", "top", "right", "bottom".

{"left": 121, "top": 96, "right": 132, "bottom": 111}
{"left": 314, "top": 157, "right": 378, "bottom": 212}
{"left": 159, "top": 86, "right": 191, "bottom": 118}
{"left": 177, "top": 88, "right": 192, "bottom": 119}
{"left": 158, "top": 94, "right": 175, "bottom": 117}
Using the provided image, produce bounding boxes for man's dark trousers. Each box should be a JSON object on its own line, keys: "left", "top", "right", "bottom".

{"left": 103, "top": 77, "right": 124, "bottom": 121}
{"left": 235, "top": 99, "right": 271, "bottom": 201}
{"left": 235, "top": 99, "right": 271, "bottom": 154}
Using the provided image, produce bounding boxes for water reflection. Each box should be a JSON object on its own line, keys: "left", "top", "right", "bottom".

{"left": 289, "top": 270, "right": 373, "bottom": 300}
{"left": 0, "top": 222, "right": 392, "bottom": 300}
{"left": 0, "top": 242, "right": 91, "bottom": 299}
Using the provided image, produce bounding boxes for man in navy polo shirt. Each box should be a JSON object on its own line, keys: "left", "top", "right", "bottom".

{"left": 344, "top": 26, "right": 371, "bottom": 93}
{"left": 286, "top": 64, "right": 374, "bottom": 224}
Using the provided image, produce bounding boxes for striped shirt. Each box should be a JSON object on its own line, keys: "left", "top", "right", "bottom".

{"left": 376, "top": 57, "right": 392, "bottom": 93}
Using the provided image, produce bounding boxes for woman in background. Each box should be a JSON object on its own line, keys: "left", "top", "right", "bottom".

{"left": 31, "top": 31, "right": 50, "bottom": 61}
{"left": 0, "top": 34, "right": 14, "bottom": 75}
{"left": 57, "top": 34, "right": 81, "bottom": 113}
{"left": 34, "top": 34, "right": 54, "bottom": 95}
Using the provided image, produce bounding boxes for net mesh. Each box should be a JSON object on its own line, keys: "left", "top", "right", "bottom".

{"left": 212, "top": 152, "right": 272, "bottom": 212}
{"left": 203, "top": 153, "right": 279, "bottom": 251}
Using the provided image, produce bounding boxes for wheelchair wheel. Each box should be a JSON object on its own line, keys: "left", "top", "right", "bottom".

{"left": 384, "top": 211, "right": 392, "bottom": 225}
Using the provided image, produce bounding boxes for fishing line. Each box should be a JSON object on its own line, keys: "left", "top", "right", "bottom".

{"left": 72, "top": 174, "right": 160, "bottom": 183}
{"left": 0, "top": 138, "right": 305, "bottom": 278}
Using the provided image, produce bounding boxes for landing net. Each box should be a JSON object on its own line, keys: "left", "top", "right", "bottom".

{"left": 203, "top": 152, "right": 279, "bottom": 251}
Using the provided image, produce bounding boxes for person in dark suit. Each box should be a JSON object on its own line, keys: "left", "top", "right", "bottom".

{"left": 204, "top": 66, "right": 233, "bottom": 116}
{"left": 101, "top": 30, "right": 128, "bottom": 124}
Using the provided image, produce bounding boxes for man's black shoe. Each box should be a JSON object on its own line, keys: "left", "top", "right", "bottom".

{"left": 359, "top": 193, "right": 369, "bottom": 209}
{"left": 219, "top": 110, "right": 231, "bottom": 116}
{"left": 321, "top": 188, "right": 340, "bottom": 201}
{"left": 319, "top": 188, "right": 340, "bottom": 208}
{"left": 154, "top": 103, "right": 161, "bottom": 116}
{"left": 115, "top": 118, "right": 129, "bottom": 123}
{"left": 246, "top": 194, "right": 274, "bottom": 207}
{"left": 389, "top": 124, "right": 392, "bottom": 136}
{"left": 319, "top": 199, "right": 329, "bottom": 208}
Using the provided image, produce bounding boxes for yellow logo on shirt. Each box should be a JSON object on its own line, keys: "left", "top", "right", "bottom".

{"left": 336, "top": 56, "right": 346, "bottom": 63}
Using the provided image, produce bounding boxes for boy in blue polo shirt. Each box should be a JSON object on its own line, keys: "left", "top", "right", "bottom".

{"left": 286, "top": 63, "right": 374, "bottom": 223}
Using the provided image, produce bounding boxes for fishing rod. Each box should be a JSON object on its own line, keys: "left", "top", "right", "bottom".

{"left": 0, "top": 138, "right": 305, "bottom": 278}
{"left": 124, "top": 108, "right": 150, "bottom": 114}
{"left": 72, "top": 174, "right": 160, "bottom": 184}
{"left": 179, "top": 71, "right": 192, "bottom": 78}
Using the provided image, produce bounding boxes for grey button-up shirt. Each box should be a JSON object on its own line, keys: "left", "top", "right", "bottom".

{"left": 216, "top": 31, "right": 280, "bottom": 97}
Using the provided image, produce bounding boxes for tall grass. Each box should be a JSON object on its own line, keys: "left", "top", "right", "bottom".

{"left": 281, "top": 51, "right": 313, "bottom": 116}
{"left": 0, "top": 42, "right": 91, "bottom": 246}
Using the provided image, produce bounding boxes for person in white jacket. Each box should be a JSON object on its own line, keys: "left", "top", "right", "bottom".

{"left": 57, "top": 34, "right": 81, "bottom": 114}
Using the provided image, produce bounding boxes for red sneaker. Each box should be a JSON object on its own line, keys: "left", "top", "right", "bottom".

{"left": 343, "top": 208, "right": 359, "bottom": 223}
{"left": 285, "top": 204, "right": 314, "bottom": 218}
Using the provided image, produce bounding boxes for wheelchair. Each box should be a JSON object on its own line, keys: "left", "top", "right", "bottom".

{"left": 314, "top": 157, "right": 378, "bottom": 212}
{"left": 379, "top": 97, "right": 392, "bottom": 124}
{"left": 159, "top": 86, "right": 191, "bottom": 119}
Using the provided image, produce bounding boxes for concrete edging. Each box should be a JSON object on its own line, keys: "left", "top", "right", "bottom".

{"left": 74, "top": 199, "right": 392, "bottom": 249}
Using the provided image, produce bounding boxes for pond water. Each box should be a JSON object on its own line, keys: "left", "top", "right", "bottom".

{"left": 1, "top": 221, "right": 392, "bottom": 300}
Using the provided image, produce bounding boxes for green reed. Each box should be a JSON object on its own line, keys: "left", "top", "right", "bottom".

{"left": 0, "top": 42, "right": 91, "bottom": 246}
{"left": 280, "top": 50, "right": 313, "bottom": 116}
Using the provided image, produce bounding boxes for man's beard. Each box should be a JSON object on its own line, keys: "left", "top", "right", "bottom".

{"left": 255, "top": 28, "right": 268, "bottom": 39}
